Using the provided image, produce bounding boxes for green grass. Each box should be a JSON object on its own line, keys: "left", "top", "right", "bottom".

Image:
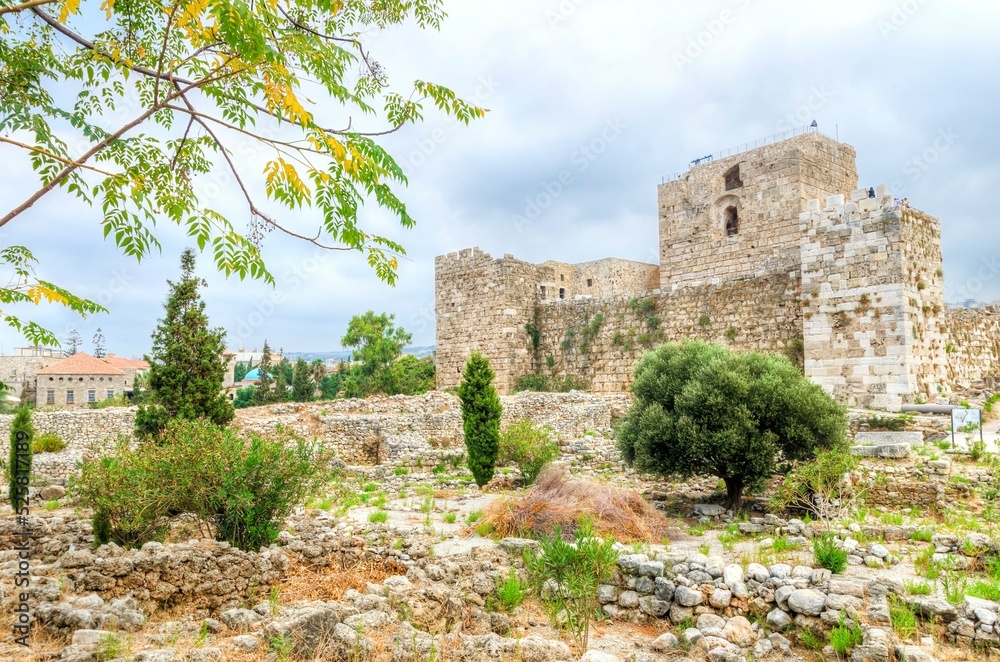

{"left": 443, "top": 512, "right": 457, "bottom": 524}
{"left": 44, "top": 500, "right": 60, "bottom": 511}
{"left": 393, "top": 467, "right": 409, "bottom": 476}
{"left": 687, "top": 523, "right": 709, "bottom": 537}
{"left": 467, "top": 510, "right": 483, "bottom": 525}
{"left": 813, "top": 533, "right": 847, "bottom": 574}
{"left": 909, "top": 529, "right": 934, "bottom": 542}
{"left": 362, "top": 482, "right": 379, "bottom": 492}
{"left": 889, "top": 596, "right": 918, "bottom": 639}
{"left": 880, "top": 512, "right": 904, "bottom": 526}
{"left": 904, "top": 579, "right": 933, "bottom": 596}
{"left": 368, "top": 510, "right": 389, "bottom": 524}
{"left": 697, "top": 543, "right": 711, "bottom": 556}
{"left": 829, "top": 616, "right": 863, "bottom": 655}
{"left": 966, "top": 579, "right": 1000, "bottom": 602}
{"left": 798, "top": 628, "right": 826, "bottom": 650}
{"left": 475, "top": 520, "right": 494, "bottom": 537}
{"left": 494, "top": 569, "right": 528, "bottom": 611}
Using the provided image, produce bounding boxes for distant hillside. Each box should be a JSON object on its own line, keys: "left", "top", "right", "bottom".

{"left": 283, "top": 346, "right": 435, "bottom": 363}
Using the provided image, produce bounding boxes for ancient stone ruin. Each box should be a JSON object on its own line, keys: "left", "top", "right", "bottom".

{"left": 435, "top": 131, "right": 1000, "bottom": 409}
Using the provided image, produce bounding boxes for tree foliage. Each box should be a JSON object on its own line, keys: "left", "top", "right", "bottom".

{"left": 0, "top": 0, "right": 484, "bottom": 285}
{"left": 134, "top": 249, "right": 234, "bottom": 438}
{"left": 387, "top": 354, "right": 435, "bottom": 395}
{"left": 253, "top": 340, "right": 275, "bottom": 405}
{"left": 291, "top": 358, "right": 314, "bottom": 401}
{"left": 7, "top": 406, "right": 34, "bottom": 511}
{"left": 458, "top": 352, "right": 502, "bottom": 488}
{"left": 615, "top": 341, "right": 847, "bottom": 510}
{"left": 341, "top": 310, "right": 412, "bottom": 395}
{"left": 498, "top": 420, "right": 559, "bottom": 486}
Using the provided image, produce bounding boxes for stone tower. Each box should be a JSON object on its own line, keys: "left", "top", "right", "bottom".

{"left": 657, "top": 132, "right": 858, "bottom": 289}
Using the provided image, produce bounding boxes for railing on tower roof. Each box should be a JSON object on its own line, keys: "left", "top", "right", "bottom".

{"left": 661, "top": 124, "right": 823, "bottom": 184}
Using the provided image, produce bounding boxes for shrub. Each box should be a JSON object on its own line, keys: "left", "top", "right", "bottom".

{"left": 616, "top": 341, "right": 846, "bottom": 510}
{"left": 498, "top": 421, "right": 560, "bottom": 486}
{"left": 32, "top": 431, "right": 66, "bottom": 454}
{"left": 89, "top": 394, "right": 132, "bottom": 409}
{"left": 494, "top": 568, "right": 528, "bottom": 611}
{"left": 7, "top": 407, "right": 34, "bottom": 512}
{"left": 512, "top": 373, "right": 551, "bottom": 393}
{"left": 829, "top": 615, "right": 863, "bottom": 655}
{"left": 771, "top": 449, "right": 859, "bottom": 525}
{"left": 813, "top": 533, "right": 848, "bottom": 574}
{"left": 525, "top": 520, "right": 618, "bottom": 650}
{"left": 73, "top": 420, "right": 335, "bottom": 550}
{"left": 459, "top": 353, "right": 502, "bottom": 487}
{"left": 889, "top": 596, "right": 917, "bottom": 639}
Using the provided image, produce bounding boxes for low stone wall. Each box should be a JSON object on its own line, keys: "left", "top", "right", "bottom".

{"left": 235, "top": 391, "right": 631, "bottom": 467}
{"left": 0, "top": 408, "right": 135, "bottom": 481}
{"left": 0, "top": 392, "right": 632, "bottom": 481}
{"left": 53, "top": 540, "right": 289, "bottom": 613}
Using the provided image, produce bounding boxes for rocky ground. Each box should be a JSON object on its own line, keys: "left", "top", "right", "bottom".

{"left": 2, "top": 408, "right": 1000, "bottom": 661}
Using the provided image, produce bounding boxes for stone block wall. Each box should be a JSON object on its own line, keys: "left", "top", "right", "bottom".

{"left": 435, "top": 248, "right": 544, "bottom": 393}
{"left": 540, "top": 258, "right": 660, "bottom": 302}
{"left": 800, "top": 192, "right": 920, "bottom": 409}
{"left": 942, "top": 306, "right": 1000, "bottom": 389}
{"left": 0, "top": 393, "right": 632, "bottom": 480}
{"left": 899, "top": 206, "right": 948, "bottom": 398}
{"left": 657, "top": 132, "right": 857, "bottom": 290}
{"left": 531, "top": 274, "right": 802, "bottom": 392}
{"left": 0, "top": 408, "right": 135, "bottom": 481}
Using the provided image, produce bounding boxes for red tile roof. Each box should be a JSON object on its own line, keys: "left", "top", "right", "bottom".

{"left": 102, "top": 354, "right": 150, "bottom": 370}
{"left": 37, "top": 352, "right": 126, "bottom": 376}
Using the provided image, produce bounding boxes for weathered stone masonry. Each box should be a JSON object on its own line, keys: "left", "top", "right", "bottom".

{"left": 435, "top": 131, "right": 1000, "bottom": 409}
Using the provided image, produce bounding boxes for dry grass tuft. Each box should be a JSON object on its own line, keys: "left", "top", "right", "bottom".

{"left": 482, "top": 465, "right": 673, "bottom": 542}
{"left": 277, "top": 554, "right": 407, "bottom": 603}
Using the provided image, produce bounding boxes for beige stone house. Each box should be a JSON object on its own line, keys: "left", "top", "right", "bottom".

{"left": 35, "top": 353, "right": 132, "bottom": 408}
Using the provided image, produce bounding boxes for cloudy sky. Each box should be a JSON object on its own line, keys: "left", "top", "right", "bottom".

{"left": 1, "top": 0, "right": 998, "bottom": 359}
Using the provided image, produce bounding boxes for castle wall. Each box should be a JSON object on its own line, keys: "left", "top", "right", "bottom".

{"left": 657, "top": 132, "right": 857, "bottom": 290}
{"left": 531, "top": 274, "right": 802, "bottom": 392}
{"left": 435, "top": 248, "right": 544, "bottom": 392}
{"left": 898, "top": 206, "right": 948, "bottom": 398}
{"left": 569, "top": 259, "right": 660, "bottom": 300}
{"left": 942, "top": 307, "right": 1000, "bottom": 389}
{"left": 800, "top": 191, "right": 920, "bottom": 409}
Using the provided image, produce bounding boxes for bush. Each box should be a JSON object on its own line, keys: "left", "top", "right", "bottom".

{"left": 616, "top": 341, "right": 847, "bottom": 510}
{"left": 771, "top": 449, "right": 859, "bottom": 525}
{"left": 73, "top": 420, "right": 335, "bottom": 551}
{"left": 89, "top": 394, "right": 132, "bottom": 409}
{"left": 494, "top": 568, "right": 528, "bottom": 611}
{"left": 458, "top": 353, "right": 502, "bottom": 487}
{"left": 525, "top": 520, "right": 619, "bottom": 650}
{"left": 32, "top": 431, "right": 66, "bottom": 454}
{"left": 498, "top": 421, "right": 560, "bottom": 485}
{"left": 828, "top": 615, "right": 863, "bottom": 655}
{"left": 813, "top": 533, "right": 848, "bottom": 574}
{"left": 7, "top": 407, "right": 34, "bottom": 511}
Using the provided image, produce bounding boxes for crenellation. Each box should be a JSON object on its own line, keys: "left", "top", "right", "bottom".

{"left": 435, "top": 132, "right": 1000, "bottom": 408}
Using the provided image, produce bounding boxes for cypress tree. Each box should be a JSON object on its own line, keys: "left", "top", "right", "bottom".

{"left": 254, "top": 341, "right": 275, "bottom": 405}
{"left": 135, "top": 249, "right": 234, "bottom": 439}
{"left": 291, "top": 359, "right": 314, "bottom": 402}
{"left": 8, "top": 407, "right": 34, "bottom": 511}
{"left": 458, "top": 352, "right": 502, "bottom": 487}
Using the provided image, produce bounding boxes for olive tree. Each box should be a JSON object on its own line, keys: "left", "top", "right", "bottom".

{"left": 616, "top": 341, "right": 847, "bottom": 510}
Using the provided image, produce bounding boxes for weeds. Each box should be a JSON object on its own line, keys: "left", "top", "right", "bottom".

{"left": 813, "top": 533, "right": 847, "bottom": 574}
{"left": 494, "top": 568, "right": 528, "bottom": 611}
{"left": 889, "top": 596, "right": 918, "bottom": 640}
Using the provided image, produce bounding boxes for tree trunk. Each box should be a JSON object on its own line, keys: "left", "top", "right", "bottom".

{"left": 725, "top": 476, "right": 744, "bottom": 513}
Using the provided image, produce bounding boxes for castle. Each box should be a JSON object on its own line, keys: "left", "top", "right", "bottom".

{"left": 435, "top": 131, "right": 1000, "bottom": 410}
